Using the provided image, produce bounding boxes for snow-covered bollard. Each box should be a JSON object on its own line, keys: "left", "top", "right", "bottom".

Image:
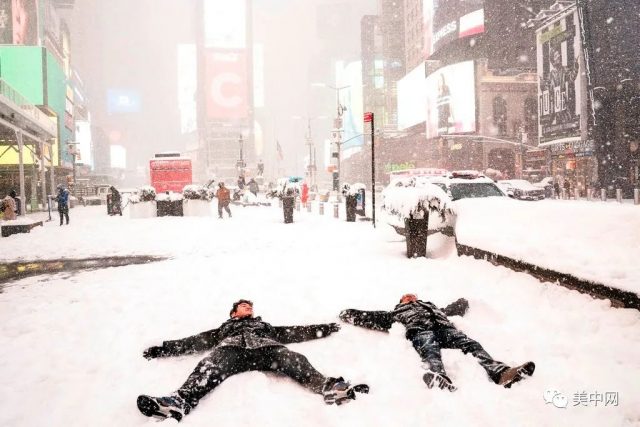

{"left": 601, "top": 188, "right": 607, "bottom": 202}
{"left": 333, "top": 203, "right": 339, "bottom": 218}
{"left": 616, "top": 188, "right": 622, "bottom": 203}
{"left": 635, "top": 188, "right": 639, "bottom": 205}
{"left": 295, "top": 199, "right": 301, "bottom": 211}
{"left": 319, "top": 202, "right": 324, "bottom": 215}
{"left": 307, "top": 202, "right": 312, "bottom": 213}
{"left": 574, "top": 188, "right": 580, "bottom": 200}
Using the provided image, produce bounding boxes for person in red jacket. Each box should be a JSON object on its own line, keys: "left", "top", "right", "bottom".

{"left": 215, "top": 182, "right": 232, "bottom": 219}
{"left": 301, "top": 182, "right": 309, "bottom": 207}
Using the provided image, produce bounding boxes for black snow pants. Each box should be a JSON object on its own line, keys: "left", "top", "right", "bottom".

{"left": 58, "top": 207, "right": 69, "bottom": 225}
{"left": 410, "top": 326, "right": 508, "bottom": 383}
{"left": 177, "top": 346, "right": 327, "bottom": 406}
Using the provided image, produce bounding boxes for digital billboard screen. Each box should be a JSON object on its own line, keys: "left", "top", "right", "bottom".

{"left": 107, "top": 89, "right": 142, "bottom": 114}
{"left": 537, "top": 9, "right": 582, "bottom": 143}
{"left": 335, "top": 60, "right": 363, "bottom": 155}
{"left": 424, "top": 0, "right": 484, "bottom": 58}
{"left": 425, "top": 61, "right": 476, "bottom": 139}
{"left": 205, "top": 50, "right": 249, "bottom": 120}
{"left": 397, "top": 63, "right": 426, "bottom": 130}
{"left": 0, "top": 0, "right": 39, "bottom": 45}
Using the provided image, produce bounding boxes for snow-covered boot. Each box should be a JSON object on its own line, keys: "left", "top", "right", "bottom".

{"left": 322, "top": 377, "right": 369, "bottom": 405}
{"left": 137, "top": 393, "right": 191, "bottom": 421}
{"left": 498, "top": 361, "right": 535, "bottom": 388}
{"left": 423, "top": 371, "right": 457, "bottom": 392}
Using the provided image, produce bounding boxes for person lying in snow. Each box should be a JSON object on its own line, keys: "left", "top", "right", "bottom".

{"left": 138, "top": 299, "right": 369, "bottom": 421}
{"left": 339, "top": 294, "right": 534, "bottom": 392}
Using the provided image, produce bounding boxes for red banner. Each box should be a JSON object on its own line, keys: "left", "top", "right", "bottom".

{"left": 205, "top": 50, "right": 248, "bottom": 120}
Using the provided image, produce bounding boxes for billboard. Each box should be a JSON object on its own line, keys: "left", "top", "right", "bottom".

{"left": 205, "top": 49, "right": 249, "bottom": 120}
{"left": 537, "top": 9, "right": 582, "bottom": 143}
{"left": 203, "top": 0, "right": 246, "bottom": 49}
{"left": 335, "top": 60, "right": 363, "bottom": 156}
{"left": 177, "top": 44, "right": 197, "bottom": 134}
{"left": 424, "top": 0, "right": 484, "bottom": 58}
{"left": 107, "top": 89, "right": 141, "bottom": 114}
{"left": 0, "top": 0, "right": 38, "bottom": 45}
{"left": 425, "top": 61, "right": 476, "bottom": 139}
{"left": 398, "top": 63, "right": 426, "bottom": 130}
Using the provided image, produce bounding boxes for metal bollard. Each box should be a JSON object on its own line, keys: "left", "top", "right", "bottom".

{"left": 600, "top": 189, "right": 607, "bottom": 202}
{"left": 586, "top": 188, "right": 592, "bottom": 201}
{"left": 574, "top": 188, "right": 580, "bottom": 200}
{"left": 306, "top": 202, "right": 312, "bottom": 213}
{"left": 295, "top": 199, "right": 300, "bottom": 211}
{"left": 561, "top": 189, "right": 567, "bottom": 200}
{"left": 333, "top": 203, "right": 339, "bottom": 218}
{"left": 319, "top": 202, "right": 324, "bottom": 215}
{"left": 616, "top": 188, "right": 622, "bottom": 203}
{"left": 634, "top": 188, "right": 640, "bottom": 205}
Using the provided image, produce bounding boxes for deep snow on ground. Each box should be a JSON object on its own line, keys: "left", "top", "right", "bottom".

{"left": 0, "top": 204, "right": 639, "bottom": 427}
{"left": 454, "top": 198, "right": 640, "bottom": 293}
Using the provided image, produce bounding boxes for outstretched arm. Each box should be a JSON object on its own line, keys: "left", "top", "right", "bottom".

{"left": 143, "top": 328, "right": 221, "bottom": 359}
{"left": 441, "top": 298, "right": 469, "bottom": 318}
{"left": 339, "top": 309, "right": 394, "bottom": 332}
{"left": 272, "top": 323, "right": 341, "bottom": 344}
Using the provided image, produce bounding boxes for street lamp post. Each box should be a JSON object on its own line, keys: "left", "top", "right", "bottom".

{"left": 311, "top": 83, "right": 350, "bottom": 193}
{"left": 237, "top": 133, "right": 246, "bottom": 176}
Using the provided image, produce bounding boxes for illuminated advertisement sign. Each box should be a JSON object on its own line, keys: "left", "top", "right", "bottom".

{"left": 107, "top": 89, "right": 141, "bottom": 114}
{"left": 205, "top": 50, "right": 248, "bottom": 120}
{"left": 177, "top": 44, "right": 197, "bottom": 134}
{"left": 203, "top": 0, "right": 246, "bottom": 49}
{"left": 0, "top": 0, "right": 38, "bottom": 45}
{"left": 398, "top": 63, "right": 426, "bottom": 130}
{"left": 424, "top": 0, "right": 484, "bottom": 58}
{"left": 75, "top": 120, "right": 92, "bottom": 168}
{"left": 537, "top": 9, "right": 582, "bottom": 143}
{"left": 425, "top": 61, "right": 476, "bottom": 139}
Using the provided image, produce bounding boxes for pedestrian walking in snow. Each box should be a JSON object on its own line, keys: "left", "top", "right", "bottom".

{"left": 138, "top": 299, "right": 368, "bottom": 421}
{"left": 56, "top": 185, "right": 70, "bottom": 226}
{"left": 248, "top": 178, "right": 259, "bottom": 197}
{"left": 301, "top": 182, "right": 309, "bottom": 207}
{"left": 1, "top": 190, "right": 17, "bottom": 220}
{"left": 339, "top": 293, "right": 534, "bottom": 392}
{"left": 215, "top": 182, "right": 232, "bottom": 219}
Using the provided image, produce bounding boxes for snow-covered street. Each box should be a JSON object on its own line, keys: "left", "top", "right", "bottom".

{"left": 1, "top": 205, "right": 639, "bottom": 427}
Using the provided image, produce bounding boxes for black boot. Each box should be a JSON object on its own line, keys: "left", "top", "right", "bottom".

{"left": 423, "top": 370, "right": 457, "bottom": 392}
{"left": 137, "top": 393, "right": 191, "bottom": 421}
{"left": 322, "top": 377, "right": 369, "bottom": 405}
{"left": 497, "top": 361, "right": 535, "bottom": 388}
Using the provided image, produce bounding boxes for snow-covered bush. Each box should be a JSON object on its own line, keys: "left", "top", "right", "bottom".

{"left": 381, "top": 183, "right": 455, "bottom": 229}
{"left": 156, "top": 192, "right": 183, "bottom": 202}
{"left": 138, "top": 186, "right": 156, "bottom": 202}
{"left": 267, "top": 179, "right": 300, "bottom": 199}
{"left": 341, "top": 183, "right": 366, "bottom": 197}
{"left": 183, "top": 185, "right": 214, "bottom": 201}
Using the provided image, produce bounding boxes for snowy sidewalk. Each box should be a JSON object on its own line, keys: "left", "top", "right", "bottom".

{"left": 0, "top": 204, "right": 638, "bottom": 426}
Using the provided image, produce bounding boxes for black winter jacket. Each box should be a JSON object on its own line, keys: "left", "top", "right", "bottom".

{"left": 340, "top": 298, "right": 469, "bottom": 339}
{"left": 155, "top": 316, "right": 338, "bottom": 357}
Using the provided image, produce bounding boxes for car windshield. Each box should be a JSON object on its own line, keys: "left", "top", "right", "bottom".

{"left": 449, "top": 183, "right": 505, "bottom": 201}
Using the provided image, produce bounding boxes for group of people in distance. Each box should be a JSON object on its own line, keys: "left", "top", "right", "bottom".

{"left": 138, "top": 294, "right": 535, "bottom": 422}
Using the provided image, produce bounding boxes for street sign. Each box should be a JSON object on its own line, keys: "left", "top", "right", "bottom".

{"left": 364, "top": 112, "right": 374, "bottom": 123}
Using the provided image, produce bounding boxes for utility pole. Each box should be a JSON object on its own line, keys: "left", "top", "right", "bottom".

{"left": 364, "top": 111, "right": 375, "bottom": 228}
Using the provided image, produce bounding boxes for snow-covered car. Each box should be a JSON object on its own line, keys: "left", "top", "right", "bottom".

{"left": 498, "top": 179, "right": 546, "bottom": 201}
{"left": 533, "top": 177, "right": 554, "bottom": 198}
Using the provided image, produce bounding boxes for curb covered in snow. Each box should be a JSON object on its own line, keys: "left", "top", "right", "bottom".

{"left": 456, "top": 244, "right": 640, "bottom": 311}
{"left": 0, "top": 255, "right": 168, "bottom": 287}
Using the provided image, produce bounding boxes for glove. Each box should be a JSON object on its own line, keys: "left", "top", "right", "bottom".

{"left": 143, "top": 346, "right": 164, "bottom": 360}
{"left": 339, "top": 309, "right": 356, "bottom": 323}
{"left": 328, "top": 323, "right": 341, "bottom": 333}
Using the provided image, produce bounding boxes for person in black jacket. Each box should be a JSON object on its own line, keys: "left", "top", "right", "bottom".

{"left": 138, "top": 299, "right": 369, "bottom": 421}
{"left": 339, "top": 294, "right": 534, "bottom": 392}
